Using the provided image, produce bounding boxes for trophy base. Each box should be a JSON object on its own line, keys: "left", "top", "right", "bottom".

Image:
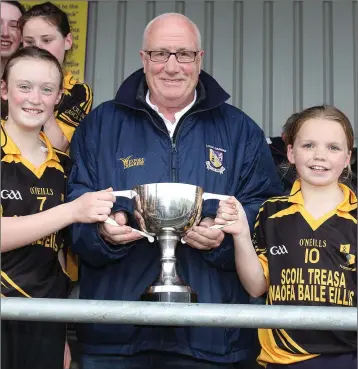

{"left": 140, "top": 285, "right": 197, "bottom": 303}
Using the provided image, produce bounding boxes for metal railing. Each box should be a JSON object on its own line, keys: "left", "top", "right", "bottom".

{"left": 1, "top": 298, "right": 356, "bottom": 331}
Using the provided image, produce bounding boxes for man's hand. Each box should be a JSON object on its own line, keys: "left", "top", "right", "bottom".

{"left": 182, "top": 217, "right": 225, "bottom": 251}
{"left": 99, "top": 211, "right": 143, "bottom": 245}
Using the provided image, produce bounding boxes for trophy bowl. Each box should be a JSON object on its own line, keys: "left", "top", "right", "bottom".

{"left": 132, "top": 183, "right": 204, "bottom": 236}
{"left": 107, "top": 183, "right": 229, "bottom": 303}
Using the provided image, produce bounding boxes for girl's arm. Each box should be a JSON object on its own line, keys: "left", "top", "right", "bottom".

{"left": 233, "top": 233, "right": 267, "bottom": 298}
{"left": 2, "top": 203, "right": 75, "bottom": 252}
{"left": 215, "top": 196, "right": 268, "bottom": 297}
{"left": 1, "top": 189, "right": 115, "bottom": 253}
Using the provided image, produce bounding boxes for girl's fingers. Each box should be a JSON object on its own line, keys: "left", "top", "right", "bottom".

{"left": 218, "top": 206, "right": 238, "bottom": 216}
{"left": 215, "top": 217, "right": 227, "bottom": 225}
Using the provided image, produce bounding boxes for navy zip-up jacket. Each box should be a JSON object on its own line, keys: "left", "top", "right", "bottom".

{"left": 67, "top": 68, "right": 282, "bottom": 362}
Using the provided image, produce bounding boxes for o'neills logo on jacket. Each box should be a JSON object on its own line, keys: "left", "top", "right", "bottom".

{"left": 119, "top": 155, "right": 145, "bottom": 169}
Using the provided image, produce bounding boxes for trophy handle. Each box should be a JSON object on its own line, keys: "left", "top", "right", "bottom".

{"left": 202, "top": 192, "right": 230, "bottom": 201}
{"left": 110, "top": 190, "right": 138, "bottom": 199}
{"left": 104, "top": 190, "right": 155, "bottom": 243}
{"left": 104, "top": 218, "right": 155, "bottom": 243}
{"left": 180, "top": 192, "right": 231, "bottom": 244}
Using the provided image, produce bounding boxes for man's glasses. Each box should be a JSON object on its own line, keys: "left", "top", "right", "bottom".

{"left": 145, "top": 50, "right": 198, "bottom": 63}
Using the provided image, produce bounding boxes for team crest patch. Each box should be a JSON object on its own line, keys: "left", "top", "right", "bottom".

{"left": 205, "top": 145, "right": 226, "bottom": 174}
{"left": 339, "top": 244, "right": 356, "bottom": 272}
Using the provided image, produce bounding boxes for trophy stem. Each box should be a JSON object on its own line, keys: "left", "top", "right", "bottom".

{"left": 140, "top": 228, "right": 197, "bottom": 303}
{"left": 158, "top": 230, "right": 180, "bottom": 285}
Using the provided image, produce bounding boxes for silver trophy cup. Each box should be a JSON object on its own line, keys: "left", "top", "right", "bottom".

{"left": 106, "top": 183, "right": 229, "bottom": 303}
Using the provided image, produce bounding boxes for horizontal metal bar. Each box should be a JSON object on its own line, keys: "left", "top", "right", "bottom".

{"left": 1, "top": 298, "right": 356, "bottom": 331}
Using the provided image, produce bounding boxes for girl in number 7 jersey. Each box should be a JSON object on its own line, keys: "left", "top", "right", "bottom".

{"left": 1, "top": 46, "right": 114, "bottom": 369}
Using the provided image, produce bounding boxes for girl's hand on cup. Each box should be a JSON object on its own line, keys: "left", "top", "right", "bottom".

{"left": 215, "top": 196, "right": 250, "bottom": 237}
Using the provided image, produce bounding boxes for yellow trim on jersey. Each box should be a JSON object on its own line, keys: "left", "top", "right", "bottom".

{"left": 257, "top": 328, "right": 318, "bottom": 366}
{"left": 268, "top": 180, "right": 357, "bottom": 230}
{"left": 1, "top": 123, "right": 63, "bottom": 179}
{"left": 55, "top": 71, "right": 93, "bottom": 143}
{"left": 289, "top": 180, "right": 357, "bottom": 211}
{"left": 279, "top": 329, "right": 310, "bottom": 354}
{"left": 63, "top": 71, "right": 77, "bottom": 90}
{"left": 1, "top": 271, "right": 31, "bottom": 298}
{"left": 81, "top": 83, "right": 93, "bottom": 114}
{"left": 268, "top": 204, "right": 301, "bottom": 220}
{"left": 56, "top": 119, "right": 75, "bottom": 143}
{"left": 336, "top": 211, "right": 357, "bottom": 224}
{"left": 274, "top": 330, "right": 296, "bottom": 354}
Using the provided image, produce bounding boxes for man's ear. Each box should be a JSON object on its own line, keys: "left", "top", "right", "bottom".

{"left": 140, "top": 50, "right": 147, "bottom": 73}
{"left": 287, "top": 144, "right": 295, "bottom": 164}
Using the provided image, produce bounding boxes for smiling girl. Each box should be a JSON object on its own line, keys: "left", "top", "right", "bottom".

{"left": 215, "top": 105, "right": 357, "bottom": 369}
{"left": 1, "top": 46, "right": 114, "bottom": 369}
{"left": 19, "top": 1, "right": 93, "bottom": 152}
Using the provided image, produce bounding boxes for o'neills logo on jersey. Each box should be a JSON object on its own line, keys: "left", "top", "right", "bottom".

{"left": 119, "top": 155, "right": 145, "bottom": 169}
{"left": 270, "top": 245, "right": 288, "bottom": 255}
{"left": 1, "top": 189, "right": 22, "bottom": 200}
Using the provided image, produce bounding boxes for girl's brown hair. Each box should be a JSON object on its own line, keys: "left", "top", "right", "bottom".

{"left": 282, "top": 105, "right": 355, "bottom": 186}
{"left": 284, "top": 105, "right": 354, "bottom": 152}
{"left": 2, "top": 46, "right": 63, "bottom": 89}
{"left": 19, "top": 2, "right": 70, "bottom": 38}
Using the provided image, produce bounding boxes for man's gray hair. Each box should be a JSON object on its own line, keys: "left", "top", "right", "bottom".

{"left": 142, "top": 13, "right": 202, "bottom": 50}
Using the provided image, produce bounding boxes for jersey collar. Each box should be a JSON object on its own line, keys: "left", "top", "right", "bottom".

{"left": 1, "top": 120, "right": 60, "bottom": 163}
{"left": 289, "top": 179, "right": 357, "bottom": 213}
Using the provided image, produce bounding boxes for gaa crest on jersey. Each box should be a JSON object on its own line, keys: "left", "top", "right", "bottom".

{"left": 339, "top": 244, "right": 356, "bottom": 271}
{"left": 206, "top": 145, "right": 226, "bottom": 174}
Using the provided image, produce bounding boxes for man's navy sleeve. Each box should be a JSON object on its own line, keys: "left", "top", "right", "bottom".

{"left": 66, "top": 107, "right": 135, "bottom": 268}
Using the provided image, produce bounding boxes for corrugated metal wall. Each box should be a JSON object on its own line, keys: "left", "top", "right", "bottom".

{"left": 85, "top": 0, "right": 357, "bottom": 138}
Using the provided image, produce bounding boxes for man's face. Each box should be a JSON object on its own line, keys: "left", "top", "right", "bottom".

{"left": 1, "top": 2, "right": 22, "bottom": 60}
{"left": 140, "top": 17, "right": 203, "bottom": 110}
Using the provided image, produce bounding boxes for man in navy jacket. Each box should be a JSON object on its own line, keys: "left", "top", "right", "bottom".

{"left": 68, "top": 12, "right": 282, "bottom": 369}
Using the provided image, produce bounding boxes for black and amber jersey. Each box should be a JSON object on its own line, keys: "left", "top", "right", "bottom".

{"left": 1, "top": 71, "right": 93, "bottom": 143}
{"left": 1, "top": 123, "right": 71, "bottom": 299}
{"left": 254, "top": 180, "right": 357, "bottom": 367}
{"left": 55, "top": 71, "right": 93, "bottom": 143}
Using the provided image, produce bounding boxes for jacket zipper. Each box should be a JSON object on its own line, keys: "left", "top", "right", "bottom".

{"left": 117, "top": 102, "right": 218, "bottom": 183}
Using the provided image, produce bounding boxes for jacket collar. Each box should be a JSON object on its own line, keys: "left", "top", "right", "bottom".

{"left": 114, "top": 68, "right": 230, "bottom": 111}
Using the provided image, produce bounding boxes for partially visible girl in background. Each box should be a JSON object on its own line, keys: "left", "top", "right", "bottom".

{"left": 19, "top": 1, "right": 93, "bottom": 152}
